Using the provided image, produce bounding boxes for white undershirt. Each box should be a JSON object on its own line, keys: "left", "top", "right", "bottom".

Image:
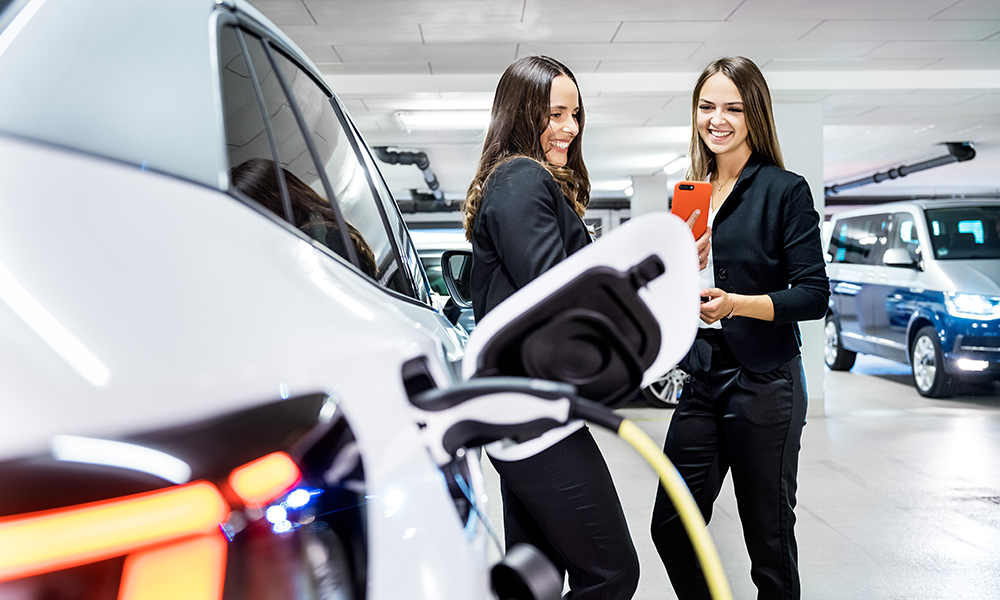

{"left": 698, "top": 205, "right": 722, "bottom": 329}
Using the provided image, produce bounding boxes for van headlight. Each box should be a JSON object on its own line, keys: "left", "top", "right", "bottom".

{"left": 945, "top": 292, "right": 1000, "bottom": 320}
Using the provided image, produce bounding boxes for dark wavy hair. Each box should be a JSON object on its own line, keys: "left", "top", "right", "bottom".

{"left": 688, "top": 56, "right": 784, "bottom": 181}
{"left": 463, "top": 55, "right": 590, "bottom": 241}
{"left": 230, "top": 158, "right": 378, "bottom": 279}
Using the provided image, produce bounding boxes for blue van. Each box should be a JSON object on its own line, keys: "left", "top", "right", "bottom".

{"left": 824, "top": 200, "right": 1000, "bottom": 397}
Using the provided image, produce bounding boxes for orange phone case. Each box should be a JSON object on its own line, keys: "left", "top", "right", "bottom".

{"left": 671, "top": 181, "right": 711, "bottom": 239}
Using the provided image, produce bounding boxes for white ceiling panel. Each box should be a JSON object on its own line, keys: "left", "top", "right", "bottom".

{"left": 522, "top": 0, "right": 745, "bottom": 22}
{"left": 320, "top": 62, "right": 432, "bottom": 75}
{"left": 763, "top": 58, "right": 940, "bottom": 71}
{"left": 516, "top": 42, "right": 702, "bottom": 62}
{"left": 277, "top": 24, "right": 422, "bottom": 45}
{"left": 302, "top": 0, "right": 525, "bottom": 24}
{"left": 933, "top": 0, "right": 1000, "bottom": 20}
{"left": 730, "top": 0, "right": 958, "bottom": 21}
{"left": 691, "top": 41, "right": 884, "bottom": 63}
{"left": 614, "top": 20, "right": 821, "bottom": 43}
{"left": 592, "top": 60, "right": 712, "bottom": 73}
{"left": 335, "top": 43, "right": 517, "bottom": 63}
{"left": 430, "top": 59, "right": 558, "bottom": 74}
{"left": 420, "top": 21, "right": 621, "bottom": 44}
{"left": 866, "top": 40, "right": 1000, "bottom": 60}
{"left": 803, "top": 20, "right": 1000, "bottom": 42}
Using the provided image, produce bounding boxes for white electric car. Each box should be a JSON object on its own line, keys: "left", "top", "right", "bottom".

{"left": 0, "top": 1, "right": 488, "bottom": 598}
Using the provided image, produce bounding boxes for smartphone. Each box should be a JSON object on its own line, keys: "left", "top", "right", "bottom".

{"left": 671, "top": 181, "right": 711, "bottom": 239}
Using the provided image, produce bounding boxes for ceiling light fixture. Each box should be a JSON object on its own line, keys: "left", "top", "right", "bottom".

{"left": 663, "top": 155, "right": 690, "bottom": 175}
{"left": 396, "top": 110, "right": 491, "bottom": 134}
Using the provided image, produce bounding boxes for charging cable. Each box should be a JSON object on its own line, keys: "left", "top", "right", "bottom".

{"left": 411, "top": 381, "right": 734, "bottom": 600}
{"left": 572, "top": 398, "right": 733, "bottom": 600}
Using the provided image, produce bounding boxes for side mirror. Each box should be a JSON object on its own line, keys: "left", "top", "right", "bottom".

{"left": 441, "top": 249, "right": 473, "bottom": 310}
{"left": 883, "top": 248, "right": 919, "bottom": 269}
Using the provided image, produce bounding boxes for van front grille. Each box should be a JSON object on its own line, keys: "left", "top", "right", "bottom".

{"left": 957, "top": 335, "right": 1000, "bottom": 352}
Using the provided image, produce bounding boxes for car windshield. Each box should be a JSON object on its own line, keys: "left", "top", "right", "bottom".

{"left": 924, "top": 206, "right": 1000, "bottom": 260}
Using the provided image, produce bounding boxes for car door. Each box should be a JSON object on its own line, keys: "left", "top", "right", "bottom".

{"left": 218, "top": 24, "right": 467, "bottom": 367}
{"left": 828, "top": 214, "right": 888, "bottom": 356}
{"left": 865, "top": 212, "right": 922, "bottom": 362}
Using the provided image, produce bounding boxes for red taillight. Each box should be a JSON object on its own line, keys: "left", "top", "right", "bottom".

{"left": 0, "top": 451, "right": 303, "bottom": 599}
{"left": 118, "top": 534, "right": 227, "bottom": 600}
{"left": 228, "top": 451, "right": 301, "bottom": 507}
{"left": 0, "top": 481, "right": 227, "bottom": 583}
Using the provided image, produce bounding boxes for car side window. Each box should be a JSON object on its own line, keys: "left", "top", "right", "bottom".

{"left": 264, "top": 45, "right": 416, "bottom": 297}
{"left": 344, "top": 116, "right": 433, "bottom": 306}
{"left": 218, "top": 27, "right": 287, "bottom": 222}
{"left": 829, "top": 214, "right": 889, "bottom": 265}
{"left": 888, "top": 213, "right": 922, "bottom": 264}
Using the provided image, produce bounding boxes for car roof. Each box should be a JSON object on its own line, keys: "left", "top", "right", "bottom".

{"left": 0, "top": 0, "right": 323, "bottom": 191}
{"left": 831, "top": 198, "right": 1000, "bottom": 221}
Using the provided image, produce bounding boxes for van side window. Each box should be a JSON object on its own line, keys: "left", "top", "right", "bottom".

{"left": 829, "top": 214, "right": 890, "bottom": 265}
{"left": 888, "top": 213, "right": 921, "bottom": 264}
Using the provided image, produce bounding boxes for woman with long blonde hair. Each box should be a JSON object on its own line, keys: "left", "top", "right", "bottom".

{"left": 650, "top": 56, "right": 829, "bottom": 600}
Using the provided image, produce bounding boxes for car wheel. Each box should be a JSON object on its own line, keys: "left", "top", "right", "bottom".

{"left": 910, "top": 326, "right": 957, "bottom": 398}
{"left": 824, "top": 315, "right": 856, "bottom": 371}
{"left": 641, "top": 367, "right": 687, "bottom": 408}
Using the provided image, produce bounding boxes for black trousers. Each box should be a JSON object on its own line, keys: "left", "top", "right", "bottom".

{"left": 650, "top": 329, "right": 806, "bottom": 600}
{"left": 490, "top": 426, "right": 640, "bottom": 600}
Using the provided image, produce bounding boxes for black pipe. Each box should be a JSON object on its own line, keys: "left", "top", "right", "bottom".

{"left": 825, "top": 142, "right": 976, "bottom": 197}
{"left": 372, "top": 147, "right": 445, "bottom": 202}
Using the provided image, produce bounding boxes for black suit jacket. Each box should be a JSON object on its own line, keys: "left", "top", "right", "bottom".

{"left": 713, "top": 153, "right": 830, "bottom": 372}
{"left": 471, "top": 157, "right": 592, "bottom": 321}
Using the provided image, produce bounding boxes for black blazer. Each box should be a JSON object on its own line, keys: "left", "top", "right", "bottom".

{"left": 471, "top": 157, "right": 592, "bottom": 321}
{"left": 713, "top": 153, "right": 830, "bottom": 373}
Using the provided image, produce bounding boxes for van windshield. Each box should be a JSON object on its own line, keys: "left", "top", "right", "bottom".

{"left": 924, "top": 206, "right": 1000, "bottom": 260}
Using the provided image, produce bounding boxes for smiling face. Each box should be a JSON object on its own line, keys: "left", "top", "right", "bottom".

{"left": 540, "top": 75, "right": 580, "bottom": 167}
{"left": 696, "top": 72, "right": 750, "bottom": 160}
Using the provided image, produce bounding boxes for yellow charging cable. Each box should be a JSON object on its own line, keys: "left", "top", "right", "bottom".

{"left": 617, "top": 419, "right": 734, "bottom": 600}
{"left": 570, "top": 398, "right": 733, "bottom": 600}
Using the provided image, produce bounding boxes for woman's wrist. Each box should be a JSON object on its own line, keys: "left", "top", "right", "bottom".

{"left": 726, "top": 294, "right": 738, "bottom": 319}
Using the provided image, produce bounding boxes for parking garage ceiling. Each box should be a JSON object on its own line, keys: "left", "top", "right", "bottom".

{"left": 249, "top": 0, "right": 1000, "bottom": 201}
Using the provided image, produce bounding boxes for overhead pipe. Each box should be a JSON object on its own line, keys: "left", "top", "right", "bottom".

{"left": 825, "top": 142, "right": 976, "bottom": 197}
{"left": 372, "top": 147, "right": 445, "bottom": 203}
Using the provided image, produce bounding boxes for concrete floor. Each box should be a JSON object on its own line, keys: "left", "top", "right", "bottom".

{"left": 481, "top": 355, "right": 1000, "bottom": 599}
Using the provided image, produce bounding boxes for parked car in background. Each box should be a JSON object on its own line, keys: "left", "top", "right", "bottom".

{"left": 824, "top": 200, "right": 1000, "bottom": 397}
{"left": 0, "top": 1, "right": 491, "bottom": 598}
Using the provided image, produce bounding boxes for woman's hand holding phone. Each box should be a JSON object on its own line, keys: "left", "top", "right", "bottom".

{"left": 685, "top": 211, "right": 712, "bottom": 271}
{"left": 673, "top": 181, "right": 712, "bottom": 270}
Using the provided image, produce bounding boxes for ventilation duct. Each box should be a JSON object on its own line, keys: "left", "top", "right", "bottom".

{"left": 372, "top": 147, "right": 445, "bottom": 203}
{"left": 825, "top": 142, "right": 975, "bottom": 197}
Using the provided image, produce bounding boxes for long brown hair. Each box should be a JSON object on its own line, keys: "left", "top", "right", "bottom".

{"left": 463, "top": 55, "right": 590, "bottom": 240}
{"left": 687, "top": 56, "right": 784, "bottom": 181}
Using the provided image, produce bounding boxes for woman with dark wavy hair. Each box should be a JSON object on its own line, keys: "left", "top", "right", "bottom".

{"left": 463, "top": 55, "right": 640, "bottom": 599}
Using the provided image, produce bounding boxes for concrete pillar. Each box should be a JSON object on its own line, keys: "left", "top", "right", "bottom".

{"left": 773, "top": 102, "right": 826, "bottom": 417}
{"left": 629, "top": 172, "right": 670, "bottom": 218}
